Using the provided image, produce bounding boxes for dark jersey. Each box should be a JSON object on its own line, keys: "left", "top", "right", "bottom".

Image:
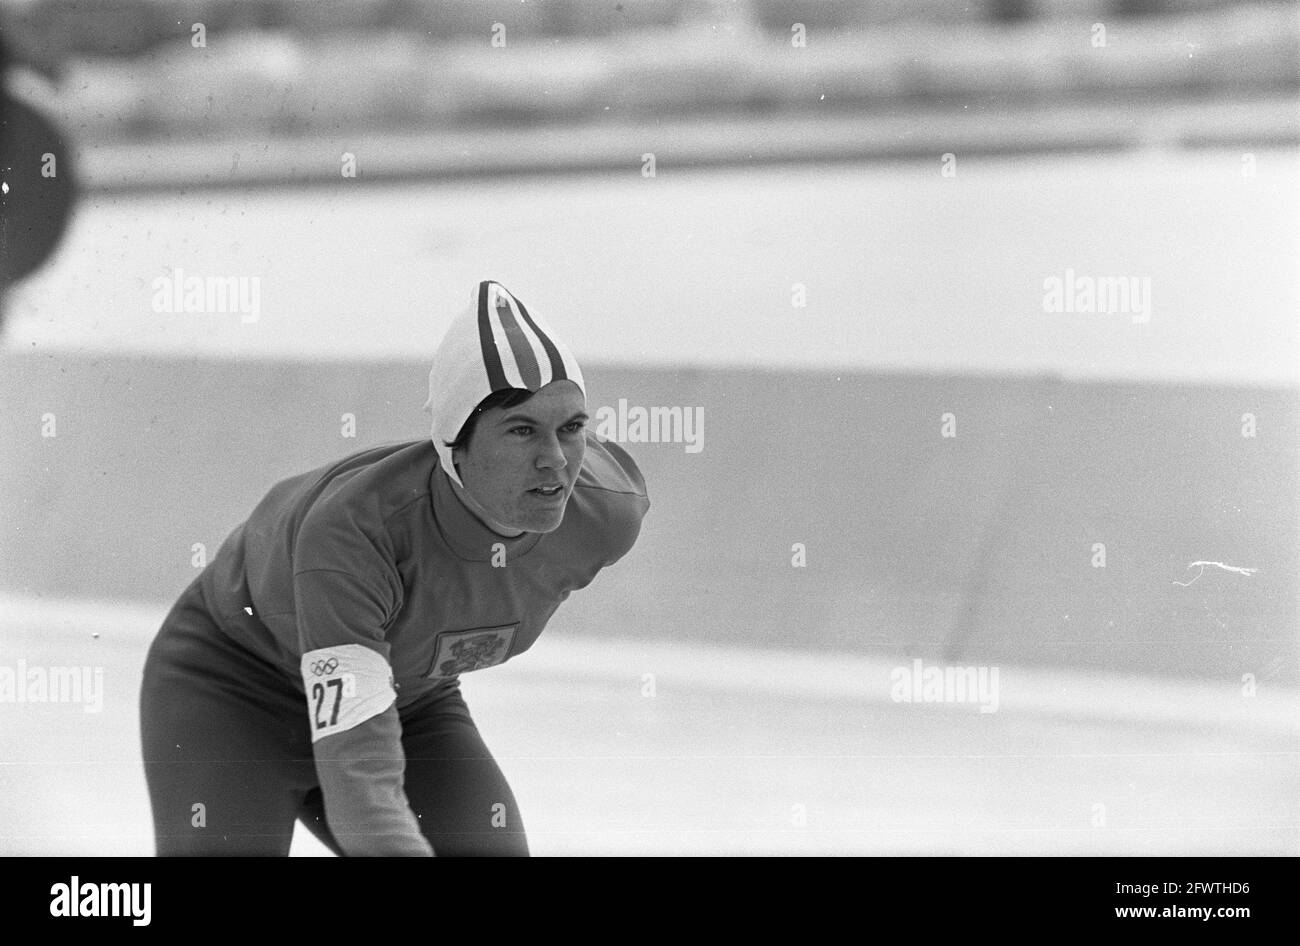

{"left": 197, "top": 433, "right": 649, "bottom": 854}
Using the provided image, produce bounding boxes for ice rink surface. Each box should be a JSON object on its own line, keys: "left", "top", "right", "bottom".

{"left": 5, "top": 147, "right": 1297, "bottom": 385}
{"left": 1, "top": 597, "right": 1295, "bottom": 856}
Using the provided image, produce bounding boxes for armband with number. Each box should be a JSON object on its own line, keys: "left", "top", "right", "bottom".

{"left": 299, "top": 645, "right": 397, "bottom": 742}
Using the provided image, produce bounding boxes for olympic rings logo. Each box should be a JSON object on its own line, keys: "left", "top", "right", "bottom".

{"left": 310, "top": 658, "right": 340, "bottom": 676}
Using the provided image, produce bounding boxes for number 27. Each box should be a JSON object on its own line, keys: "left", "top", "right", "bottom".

{"left": 311, "top": 679, "right": 344, "bottom": 729}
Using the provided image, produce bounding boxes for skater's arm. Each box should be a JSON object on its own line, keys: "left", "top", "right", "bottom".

{"left": 294, "top": 562, "right": 432, "bottom": 856}
{"left": 310, "top": 708, "right": 433, "bottom": 857}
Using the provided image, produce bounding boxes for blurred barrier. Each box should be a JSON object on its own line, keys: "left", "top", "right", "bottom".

{"left": 1, "top": 353, "right": 1294, "bottom": 684}
{"left": 59, "top": 98, "right": 1300, "bottom": 194}
{"left": 5, "top": 2, "right": 1296, "bottom": 142}
{"left": 3, "top": 0, "right": 1282, "bottom": 58}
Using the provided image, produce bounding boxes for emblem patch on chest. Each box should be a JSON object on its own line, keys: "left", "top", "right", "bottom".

{"left": 427, "top": 624, "right": 519, "bottom": 677}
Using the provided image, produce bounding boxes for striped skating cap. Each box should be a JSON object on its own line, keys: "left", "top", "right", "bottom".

{"left": 424, "top": 280, "right": 585, "bottom": 486}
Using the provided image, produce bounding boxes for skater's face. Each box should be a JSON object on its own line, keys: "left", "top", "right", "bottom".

{"left": 452, "top": 380, "right": 587, "bottom": 536}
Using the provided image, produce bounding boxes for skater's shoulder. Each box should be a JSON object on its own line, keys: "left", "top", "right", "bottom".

{"left": 560, "top": 435, "right": 649, "bottom": 565}
{"left": 576, "top": 432, "right": 648, "bottom": 501}
{"left": 301, "top": 440, "right": 438, "bottom": 530}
